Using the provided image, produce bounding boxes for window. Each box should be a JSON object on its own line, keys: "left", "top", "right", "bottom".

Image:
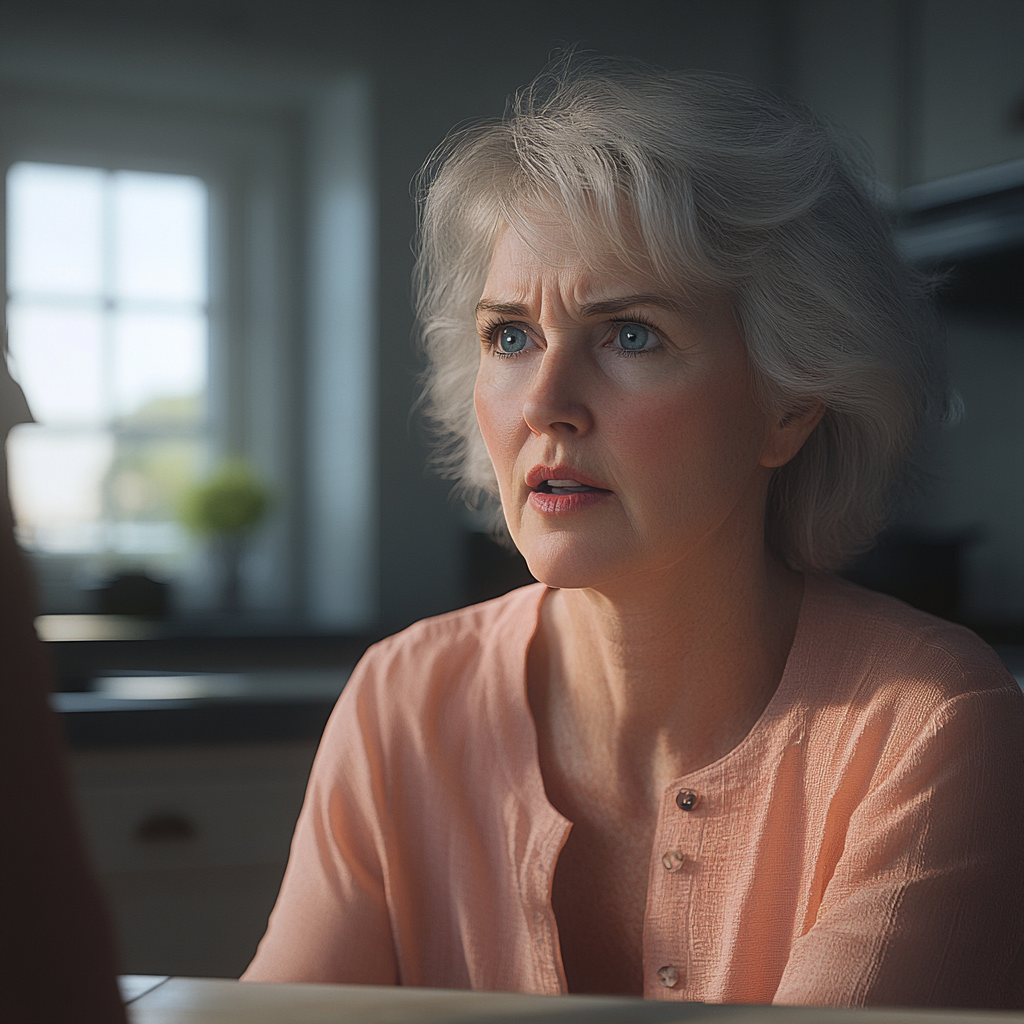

{"left": 6, "top": 162, "right": 209, "bottom": 574}
{"left": 0, "top": 81, "right": 375, "bottom": 623}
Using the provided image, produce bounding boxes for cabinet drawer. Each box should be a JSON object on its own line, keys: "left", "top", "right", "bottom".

{"left": 76, "top": 779, "right": 306, "bottom": 873}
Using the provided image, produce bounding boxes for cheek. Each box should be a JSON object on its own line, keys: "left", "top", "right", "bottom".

{"left": 604, "top": 381, "right": 767, "bottom": 509}
{"left": 473, "top": 371, "right": 523, "bottom": 479}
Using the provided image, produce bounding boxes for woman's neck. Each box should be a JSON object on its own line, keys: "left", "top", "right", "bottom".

{"left": 527, "top": 544, "right": 805, "bottom": 812}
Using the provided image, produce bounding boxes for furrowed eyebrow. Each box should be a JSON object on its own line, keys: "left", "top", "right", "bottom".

{"left": 475, "top": 300, "right": 530, "bottom": 319}
{"left": 474, "top": 293, "right": 686, "bottom": 320}
{"left": 578, "top": 293, "right": 687, "bottom": 317}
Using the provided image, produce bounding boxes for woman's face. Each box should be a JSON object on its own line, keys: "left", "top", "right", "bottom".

{"left": 473, "top": 216, "right": 811, "bottom": 592}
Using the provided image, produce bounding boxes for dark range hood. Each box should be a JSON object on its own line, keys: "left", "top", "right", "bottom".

{"left": 898, "top": 158, "right": 1024, "bottom": 316}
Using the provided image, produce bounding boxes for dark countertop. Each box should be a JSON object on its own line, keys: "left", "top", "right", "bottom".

{"left": 38, "top": 615, "right": 368, "bottom": 749}
{"left": 51, "top": 669, "right": 351, "bottom": 749}
{"left": 38, "top": 614, "right": 378, "bottom": 690}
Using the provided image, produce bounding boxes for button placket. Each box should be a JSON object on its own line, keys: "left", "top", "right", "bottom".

{"left": 646, "top": 785, "right": 704, "bottom": 997}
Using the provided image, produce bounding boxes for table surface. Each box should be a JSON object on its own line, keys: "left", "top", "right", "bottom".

{"left": 121, "top": 977, "right": 1024, "bottom": 1024}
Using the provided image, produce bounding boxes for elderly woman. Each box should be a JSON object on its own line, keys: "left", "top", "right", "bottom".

{"left": 245, "top": 59, "right": 1024, "bottom": 1007}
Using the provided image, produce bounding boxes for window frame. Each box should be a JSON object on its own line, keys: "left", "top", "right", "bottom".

{"left": 6, "top": 161, "right": 212, "bottom": 561}
{"left": 0, "top": 87, "right": 302, "bottom": 616}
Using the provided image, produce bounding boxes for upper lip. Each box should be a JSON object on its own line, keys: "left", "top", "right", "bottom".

{"left": 526, "top": 465, "right": 611, "bottom": 491}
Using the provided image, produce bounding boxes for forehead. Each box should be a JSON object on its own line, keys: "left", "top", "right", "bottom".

{"left": 482, "top": 216, "right": 661, "bottom": 305}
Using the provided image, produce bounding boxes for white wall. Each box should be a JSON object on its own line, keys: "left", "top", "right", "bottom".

{"left": 304, "top": 78, "right": 379, "bottom": 629}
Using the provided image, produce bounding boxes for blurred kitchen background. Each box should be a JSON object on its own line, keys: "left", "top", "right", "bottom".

{"left": 1, "top": 0, "right": 1021, "bottom": 981}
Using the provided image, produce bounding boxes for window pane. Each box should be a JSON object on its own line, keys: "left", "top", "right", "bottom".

{"left": 5, "top": 161, "right": 210, "bottom": 567}
{"left": 7, "top": 428, "right": 113, "bottom": 552}
{"left": 6, "top": 302, "right": 105, "bottom": 425}
{"left": 112, "top": 310, "right": 206, "bottom": 422}
{"left": 7, "top": 163, "right": 104, "bottom": 297}
{"left": 113, "top": 171, "right": 207, "bottom": 304}
{"left": 107, "top": 436, "right": 202, "bottom": 556}
{"left": 108, "top": 520, "right": 186, "bottom": 555}
{"left": 108, "top": 435, "right": 204, "bottom": 523}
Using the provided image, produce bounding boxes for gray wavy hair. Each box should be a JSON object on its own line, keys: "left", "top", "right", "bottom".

{"left": 412, "top": 55, "right": 953, "bottom": 573}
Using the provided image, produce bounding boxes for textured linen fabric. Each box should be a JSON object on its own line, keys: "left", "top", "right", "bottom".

{"left": 244, "top": 575, "right": 1024, "bottom": 1007}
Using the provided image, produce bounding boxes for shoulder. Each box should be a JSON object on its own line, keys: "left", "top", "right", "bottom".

{"left": 806, "top": 577, "right": 1015, "bottom": 696}
{"left": 356, "top": 582, "right": 545, "bottom": 688}
{"left": 794, "top": 576, "right": 1024, "bottom": 751}
{"left": 324, "top": 583, "right": 546, "bottom": 750}
{"left": 791, "top": 578, "right": 1024, "bottom": 815}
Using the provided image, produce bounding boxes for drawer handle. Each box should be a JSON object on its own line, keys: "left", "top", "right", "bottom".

{"left": 135, "top": 813, "right": 197, "bottom": 844}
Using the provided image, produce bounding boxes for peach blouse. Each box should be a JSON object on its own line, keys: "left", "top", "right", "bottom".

{"left": 244, "top": 576, "right": 1024, "bottom": 1008}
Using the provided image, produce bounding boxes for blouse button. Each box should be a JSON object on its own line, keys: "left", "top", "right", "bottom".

{"left": 676, "top": 789, "right": 699, "bottom": 811}
{"left": 657, "top": 965, "right": 681, "bottom": 988}
{"left": 661, "top": 848, "right": 686, "bottom": 873}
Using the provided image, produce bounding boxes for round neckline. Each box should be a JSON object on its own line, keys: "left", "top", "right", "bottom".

{"left": 516, "top": 575, "right": 819, "bottom": 798}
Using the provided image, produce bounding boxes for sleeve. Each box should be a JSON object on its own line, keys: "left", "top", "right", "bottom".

{"left": 774, "top": 678, "right": 1024, "bottom": 1009}
{"left": 242, "top": 653, "right": 399, "bottom": 984}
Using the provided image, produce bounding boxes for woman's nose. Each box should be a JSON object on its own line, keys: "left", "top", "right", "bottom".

{"left": 521, "top": 349, "right": 594, "bottom": 437}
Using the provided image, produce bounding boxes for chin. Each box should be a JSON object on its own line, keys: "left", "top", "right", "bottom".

{"left": 518, "top": 529, "right": 631, "bottom": 592}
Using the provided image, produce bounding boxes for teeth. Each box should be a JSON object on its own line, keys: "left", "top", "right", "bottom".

{"left": 544, "top": 478, "right": 594, "bottom": 494}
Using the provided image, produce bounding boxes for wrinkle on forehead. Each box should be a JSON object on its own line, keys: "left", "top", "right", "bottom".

{"left": 496, "top": 184, "right": 706, "bottom": 282}
{"left": 480, "top": 211, "right": 717, "bottom": 319}
{"left": 498, "top": 197, "right": 655, "bottom": 277}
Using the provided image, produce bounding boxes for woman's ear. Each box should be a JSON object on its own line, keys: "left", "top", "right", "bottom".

{"left": 760, "top": 402, "right": 826, "bottom": 469}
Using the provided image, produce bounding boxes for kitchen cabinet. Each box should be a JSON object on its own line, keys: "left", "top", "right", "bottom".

{"left": 68, "top": 741, "right": 318, "bottom": 978}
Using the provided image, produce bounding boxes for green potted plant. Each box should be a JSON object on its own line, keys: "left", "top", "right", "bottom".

{"left": 179, "top": 459, "right": 272, "bottom": 613}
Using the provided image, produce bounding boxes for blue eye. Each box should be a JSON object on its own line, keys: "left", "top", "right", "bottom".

{"left": 617, "top": 323, "right": 652, "bottom": 352}
{"left": 498, "top": 325, "right": 529, "bottom": 354}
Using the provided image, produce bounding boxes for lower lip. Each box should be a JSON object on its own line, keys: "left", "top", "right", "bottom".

{"left": 527, "top": 489, "right": 612, "bottom": 514}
